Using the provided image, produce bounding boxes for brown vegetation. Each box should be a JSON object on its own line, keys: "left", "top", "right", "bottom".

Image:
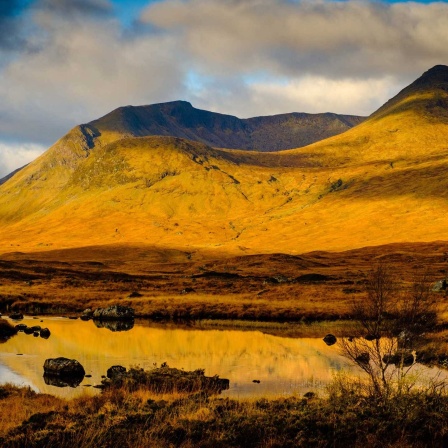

{"left": 0, "top": 242, "right": 447, "bottom": 324}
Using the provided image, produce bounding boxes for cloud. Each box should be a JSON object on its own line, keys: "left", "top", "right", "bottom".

{"left": 1, "top": 0, "right": 448, "bottom": 176}
{"left": 0, "top": 142, "right": 47, "bottom": 178}
{"left": 0, "top": 3, "right": 187, "bottom": 145}
{"left": 141, "top": 0, "right": 448, "bottom": 79}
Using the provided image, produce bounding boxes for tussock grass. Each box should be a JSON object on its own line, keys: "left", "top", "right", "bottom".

{"left": 2, "top": 379, "right": 448, "bottom": 447}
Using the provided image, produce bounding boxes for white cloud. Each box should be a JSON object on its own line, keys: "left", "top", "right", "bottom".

{"left": 0, "top": 142, "right": 46, "bottom": 178}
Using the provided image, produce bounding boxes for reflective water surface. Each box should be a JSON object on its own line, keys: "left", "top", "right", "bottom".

{"left": 0, "top": 316, "right": 441, "bottom": 399}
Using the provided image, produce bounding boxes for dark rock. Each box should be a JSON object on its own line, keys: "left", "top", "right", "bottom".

{"left": 43, "top": 357, "right": 85, "bottom": 378}
{"left": 107, "top": 365, "right": 127, "bottom": 379}
{"left": 80, "top": 309, "right": 93, "bottom": 320}
{"left": 323, "top": 334, "right": 337, "bottom": 346}
{"left": 30, "top": 326, "right": 41, "bottom": 332}
{"left": 33, "top": 332, "right": 39, "bottom": 337}
{"left": 68, "top": 316, "right": 78, "bottom": 320}
{"left": 364, "top": 333, "right": 380, "bottom": 341}
{"left": 252, "top": 379, "right": 260, "bottom": 383}
{"left": 303, "top": 392, "right": 316, "bottom": 399}
{"left": 9, "top": 313, "right": 23, "bottom": 320}
{"left": 93, "top": 319, "right": 134, "bottom": 332}
{"left": 128, "top": 291, "right": 143, "bottom": 298}
{"left": 15, "top": 324, "right": 28, "bottom": 332}
{"left": 24, "top": 327, "right": 34, "bottom": 335}
{"left": 355, "top": 352, "right": 370, "bottom": 364}
{"left": 39, "top": 328, "right": 51, "bottom": 339}
{"left": 92, "top": 305, "right": 134, "bottom": 320}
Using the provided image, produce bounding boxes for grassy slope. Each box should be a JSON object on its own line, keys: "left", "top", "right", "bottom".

{"left": 1, "top": 68, "right": 448, "bottom": 255}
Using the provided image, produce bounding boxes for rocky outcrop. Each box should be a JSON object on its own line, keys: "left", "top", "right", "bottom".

{"left": 92, "top": 305, "right": 134, "bottom": 320}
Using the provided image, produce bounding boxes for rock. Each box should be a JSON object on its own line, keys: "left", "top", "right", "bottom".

{"left": 30, "top": 326, "right": 41, "bottom": 332}
{"left": 40, "top": 328, "right": 51, "bottom": 339}
{"left": 323, "top": 334, "right": 337, "bottom": 346}
{"left": 24, "top": 327, "right": 34, "bottom": 335}
{"left": 364, "top": 333, "right": 380, "bottom": 341}
{"left": 92, "top": 305, "right": 134, "bottom": 320}
{"left": 252, "top": 379, "right": 260, "bottom": 383}
{"left": 43, "top": 357, "right": 85, "bottom": 378}
{"left": 303, "top": 392, "right": 316, "bottom": 399}
{"left": 128, "top": 291, "right": 143, "bottom": 298}
{"left": 15, "top": 324, "right": 28, "bottom": 332}
{"left": 355, "top": 352, "right": 370, "bottom": 364}
{"left": 432, "top": 279, "right": 447, "bottom": 292}
{"left": 80, "top": 309, "right": 93, "bottom": 320}
{"left": 9, "top": 313, "right": 23, "bottom": 320}
{"left": 107, "top": 365, "right": 127, "bottom": 379}
{"left": 33, "top": 332, "right": 39, "bottom": 337}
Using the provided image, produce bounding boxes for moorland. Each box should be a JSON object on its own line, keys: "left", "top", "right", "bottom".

{"left": 2, "top": 65, "right": 448, "bottom": 447}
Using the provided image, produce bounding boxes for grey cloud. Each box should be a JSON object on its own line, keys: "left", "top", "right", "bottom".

{"left": 141, "top": 0, "right": 448, "bottom": 79}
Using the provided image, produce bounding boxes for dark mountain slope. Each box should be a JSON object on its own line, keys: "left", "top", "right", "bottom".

{"left": 87, "top": 100, "right": 365, "bottom": 152}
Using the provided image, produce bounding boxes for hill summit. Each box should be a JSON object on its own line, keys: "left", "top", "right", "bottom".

{"left": 86, "top": 100, "right": 364, "bottom": 152}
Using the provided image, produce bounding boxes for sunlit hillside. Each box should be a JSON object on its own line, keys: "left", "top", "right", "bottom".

{"left": 1, "top": 65, "right": 448, "bottom": 256}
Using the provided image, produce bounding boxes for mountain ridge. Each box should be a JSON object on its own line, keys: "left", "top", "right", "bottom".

{"left": 1, "top": 65, "right": 448, "bottom": 255}
{"left": 86, "top": 100, "right": 365, "bottom": 152}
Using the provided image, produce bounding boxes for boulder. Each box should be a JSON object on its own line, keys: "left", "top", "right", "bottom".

{"left": 9, "top": 313, "right": 23, "bottom": 320}
{"left": 15, "top": 324, "right": 28, "bottom": 332}
{"left": 92, "top": 305, "right": 134, "bottom": 320}
{"left": 40, "top": 328, "right": 51, "bottom": 339}
{"left": 323, "top": 334, "right": 337, "bottom": 346}
{"left": 43, "top": 357, "right": 85, "bottom": 378}
{"left": 30, "top": 325, "right": 41, "bottom": 332}
{"left": 107, "top": 365, "right": 127, "bottom": 379}
{"left": 24, "top": 327, "right": 34, "bottom": 335}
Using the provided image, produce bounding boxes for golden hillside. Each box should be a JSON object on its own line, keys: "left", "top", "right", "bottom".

{"left": 1, "top": 65, "right": 448, "bottom": 256}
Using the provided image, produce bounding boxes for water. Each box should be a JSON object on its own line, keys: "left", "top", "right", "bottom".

{"left": 0, "top": 316, "right": 441, "bottom": 399}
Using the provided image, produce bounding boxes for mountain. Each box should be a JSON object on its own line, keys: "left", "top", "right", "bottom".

{"left": 0, "top": 65, "right": 448, "bottom": 256}
{"left": 86, "top": 101, "right": 364, "bottom": 152}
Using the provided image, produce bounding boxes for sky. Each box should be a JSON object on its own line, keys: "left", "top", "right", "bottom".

{"left": 0, "top": 0, "right": 448, "bottom": 177}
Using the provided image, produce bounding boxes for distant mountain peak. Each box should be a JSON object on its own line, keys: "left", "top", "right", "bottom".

{"left": 87, "top": 101, "right": 364, "bottom": 152}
